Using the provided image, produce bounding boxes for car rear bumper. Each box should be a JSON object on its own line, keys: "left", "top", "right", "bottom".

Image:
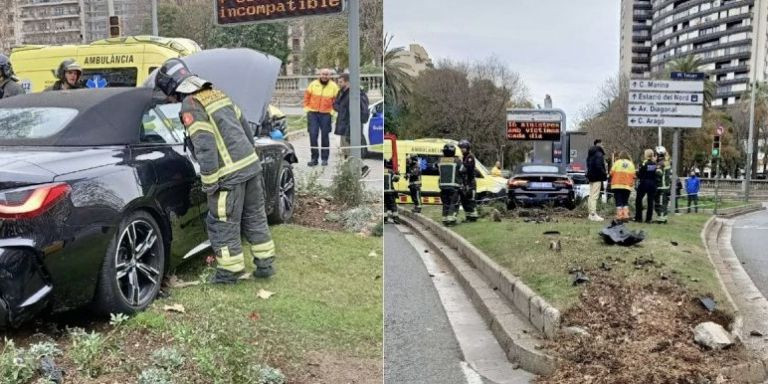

{"left": 0, "top": 241, "right": 53, "bottom": 328}
{"left": 510, "top": 190, "right": 574, "bottom": 206}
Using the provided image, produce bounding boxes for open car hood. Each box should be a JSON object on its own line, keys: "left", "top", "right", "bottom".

{"left": 143, "top": 48, "right": 282, "bottom": 125}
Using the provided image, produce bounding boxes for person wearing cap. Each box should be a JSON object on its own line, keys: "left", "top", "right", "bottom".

{"left": 45, "top": 59, "right": 83, "bottom": 91}
{"left": 153, "top": 58, "right": 277, "bottom": 284}
{"left": 0, "top": 54, "right": 24, "bottom": 99}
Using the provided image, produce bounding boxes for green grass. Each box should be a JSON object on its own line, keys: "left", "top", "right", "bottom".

{"left": 285, "top": 115, "right": 306, "bottom": 133}
{"left": 422, "top": 206, "right": 728, "bottom": 311}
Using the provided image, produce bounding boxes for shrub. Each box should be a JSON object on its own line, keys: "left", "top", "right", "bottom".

{"left": 138, "top": 367, "right": 172, "bottom": 384}
{"left": 69, "top": 328, "right": 108, "bottom": 378}
{"left": 331, "top": 158, "right": 365, "bottom": 207}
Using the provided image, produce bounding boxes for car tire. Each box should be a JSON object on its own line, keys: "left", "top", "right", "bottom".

{"left": 506, "top": 196, "right": 517, "bottom": 210}
{"left": 268, "top": 160, "right": 296, "bottom": 224}
{"left": 94, "top": 210, "right": 165, "bottom": 315}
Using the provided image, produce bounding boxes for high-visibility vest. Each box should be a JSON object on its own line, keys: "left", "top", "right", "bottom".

{"left": 438, "top": 157, "right": 462, "bottom": 188}
{"left": 610, "top": 159, "right": 636, "bottom": 190}
{"left": 303, "top": 79, "right": 339, "bottom": 114}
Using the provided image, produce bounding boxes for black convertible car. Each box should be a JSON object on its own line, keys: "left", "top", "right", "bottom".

{"left": 0, "top": 86, "right": 297, "bottom": 328}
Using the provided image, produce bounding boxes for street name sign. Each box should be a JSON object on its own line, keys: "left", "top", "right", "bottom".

{"left": 671, "top": 72, "right": 706, "bottom": 80}
{"left": 629, "top": 79, "right": 704, "bottom": 93}
{"left": 629, "top": 91, "right": 703, "bottom": 104}
{"left": 215, "top": 0, "right": 344, "bottom": 25}
{"left": 627, "top": 116, "right": 702, "bottom": 128}
{"left": 628, "top": 104, "right": 703, "bottom": 116}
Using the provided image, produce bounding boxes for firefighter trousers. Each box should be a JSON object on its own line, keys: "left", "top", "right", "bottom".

{"left": 409, "top": 185, "right": 421, "bottom": 208}
{"left": 440, "top": 187, "right": 460, "bottom": 222}
{"left": 206, "top": 173, "right": 275, "bottom": 273}
{"left": 654, "top": 189, "right": 670, "bottom": 217}
{"left": 384, "top": 192, "right": 398, "bottom": 219}
{"left": 460, "top": 187, "right": 478, "bottom": 218}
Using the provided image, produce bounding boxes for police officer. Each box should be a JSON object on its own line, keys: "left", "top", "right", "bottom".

{"left": 457, "top": 139, "right": 479, "bottom": 222}
{"left": 154, "top": 58, "right": 276, "bottom": 284}
{"left": 406, "top": 155, "right": 422, "bottom": 213}
{"left": 0, "top": 54, "right": 24, "bottom": 99}
{"left": 384, "top": 159, "right": 400, "bottom": 223}
{"left": 438, "top": 144, "right": 462, "bottom": 226}
{"left": 654, "top": 146, "right": 672, "bottom": 223}
{"left": 634, "top": 148, "right": 658, "bottom": 223}
{"left": 45, "top": 59, "right": 83, "bottom": 91}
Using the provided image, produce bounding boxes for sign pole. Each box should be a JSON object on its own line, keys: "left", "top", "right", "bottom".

{"left": 671, "top": 127, "right": 680, "bottom": 214}
{"left": 348, "top": 0, "right": 362, "bottom": 160}
{"left": 715, "top": 156, "right": 721, "bottom": 215}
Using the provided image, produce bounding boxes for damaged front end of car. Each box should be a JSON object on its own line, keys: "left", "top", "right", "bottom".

{"left": 0, "top": 238, "right": 54, "bottom": 328}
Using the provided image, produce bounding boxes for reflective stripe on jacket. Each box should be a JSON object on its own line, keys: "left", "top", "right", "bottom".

{"left": 610, "top": 159, "right": 636, "bottom": 190}
{"left": 439, "top": 157, "right": 462, "bottom": 188}
{"left": 303, "top": 79, "right": 339, "bottom": 114}
{"left": 181, "top": 88, "right": 259, "bottom": 188}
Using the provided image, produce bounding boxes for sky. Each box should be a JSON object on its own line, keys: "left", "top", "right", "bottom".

{"left": 384, "top": 0, "right": 620, "bottom": 130}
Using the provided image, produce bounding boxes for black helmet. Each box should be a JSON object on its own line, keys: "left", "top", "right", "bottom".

{"left": 56, "top": 59, "right": 82, "bottom": 81}
{"left": 155, "top": 58, "right": 209, "bottom": 97}
{"left": 0, "top": 54, "right": 14, "bottom": 79}
{"left": 442, "top": 144, "right": 456, "bottom": 157}
{"left": 458, "top": 139, "right": 471, "bottom": 152}
{"left": 384, "top": 159, "right": 392, "bottom": 169}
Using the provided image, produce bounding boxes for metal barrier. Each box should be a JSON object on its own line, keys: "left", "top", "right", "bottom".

{"left": 697, "top": 178, "right": 768, "bottom": 198}
{"left": 274, "top": 74, "right": 383, "bottom": 93}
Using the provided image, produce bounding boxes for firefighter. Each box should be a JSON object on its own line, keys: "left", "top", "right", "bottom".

{"left": 384, "top": 159, "right": 400, "bottom": 223}
{"left": 406, "top": 155, "right": 422, "bottom": 213}
{"left": 154, "top": 58, "right": 276, "bottom": 284}
{"left": 0, "top": 54, "right": 23, "bottom": 99}
{"left": 438, "top": 144, "right": 462, "bottom": 226}
{"left": 45, "top": 59, "right": 83, "bottom": 91}
{"left": 654, "top": 145, "right": 672, "bottom": 223}
{"left": 457, "top": 139, "right": 479, "bottom": 222}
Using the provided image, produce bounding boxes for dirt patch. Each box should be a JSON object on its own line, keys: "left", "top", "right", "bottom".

{"left": 506, "top": 206, "right": 586, "bottom": 223}
{"left": 288, "top": 351, "right": 381, "bottom": 384}
{"left": 539, "top": 271, "right": 752, "bottom": 384}
{"left": 292, "top": 195, "right": 346, "bottom": 231}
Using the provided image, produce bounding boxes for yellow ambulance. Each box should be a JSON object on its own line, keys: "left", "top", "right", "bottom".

{"left": 10, "top": 35, "right": 201, "bottom": 92}
{"left": 383, "top": 137, "right": 508, "bottom": 205}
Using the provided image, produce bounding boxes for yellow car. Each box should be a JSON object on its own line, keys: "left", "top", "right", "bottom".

{"left": 10, "top": 35, "right": 201, "bottom": 92}
{"left": 384, "top": 137, "right": 507, "bottom": 205}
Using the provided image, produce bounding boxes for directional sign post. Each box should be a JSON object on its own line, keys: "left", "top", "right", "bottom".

{"left": 628, "top": 77, "right": 705, "bottom": 217}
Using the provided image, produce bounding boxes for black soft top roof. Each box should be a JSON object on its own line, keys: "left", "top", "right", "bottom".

{"left": 0, "top": 88, "right": 153, "bottom": 146}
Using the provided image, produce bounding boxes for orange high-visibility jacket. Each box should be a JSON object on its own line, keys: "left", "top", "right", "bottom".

{"left": 610, "top": 159, "right": 636, "bottom": 190}
{"left": 303, "top": 79, "right": 339, "bottom": 114}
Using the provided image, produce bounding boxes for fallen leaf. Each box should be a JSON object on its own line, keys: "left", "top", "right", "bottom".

{"left": 248, "top": 312, "right": 261, "bottom": 322}
{"left": 257, "top": 289, "right": 275, "bottom": 300}
{"left": 368, "top": 250, "right": 377, "bottom": 257}
{"left": 163, "top": 304, "right": 186, "bottom": 313}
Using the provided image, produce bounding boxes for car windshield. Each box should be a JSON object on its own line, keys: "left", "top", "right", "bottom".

{"left": 0, "top": 107, "right": 79, "bottom": 142}
{"left": 521, "top": 165, "right": 560, "bottom": 174}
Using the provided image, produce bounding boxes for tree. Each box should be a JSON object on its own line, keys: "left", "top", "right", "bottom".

{"left": 737, "top": 82, "right": 768, "bottom": 177}
{"left": 383, "top": 35, "right": 412, "bottom": 109}
{"left": 663, "top": 55, "right": 715, "bottom": 108}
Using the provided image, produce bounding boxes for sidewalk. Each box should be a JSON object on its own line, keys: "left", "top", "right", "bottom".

{"left": 286, "top": 130, "right": 383, "bottom": 192}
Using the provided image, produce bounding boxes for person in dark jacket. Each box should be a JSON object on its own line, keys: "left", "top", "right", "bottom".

{"left": 45, "top": 59, "right": 83, "bottom": 91}
{"left": 0, "top": 54, "right": 24, "bottom": 99}
{"left": 586, "top": 139, "right": 608, "bottom": 221}
{"left": 333, "top": 73, "right": 370, "bottom": 160}
{"left": 635, "top": 149, "right": 658, "bottom": 223}
{"left": 686, "top": 171, "right": 700, "bottom": 213}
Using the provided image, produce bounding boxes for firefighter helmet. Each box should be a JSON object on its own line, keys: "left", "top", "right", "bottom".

{"left": 458, "top": 139, "right": 471, "bottom": 152}
{"left": 442, "top": 144, "right": 456, "bottom": 157}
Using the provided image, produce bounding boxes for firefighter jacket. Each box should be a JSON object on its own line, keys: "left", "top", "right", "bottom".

{"left": 0, "top": 78, "right": 23, "bottom": 98}
{"left": 180, "top": 87, "right": 259, "bottom": 191}
{"left": 655, "top": 161, "right": 672, "bottom": 190}
{"left": 406, "top": 161, "right": 421, "bottom": 187}
{"left": 609, "top": 159, "right": 636, "bottom": 190}
{"left": 303, "top": 79, "right": 339, "bottom": 114}
{"left": 384, "top": 168, "right": 399, "bottom": 193}
{"left": 462, "top": 154, "right": 477, "bottom": 189}
{"left": 439, "top": 157, "right": 463, "bottom": 189}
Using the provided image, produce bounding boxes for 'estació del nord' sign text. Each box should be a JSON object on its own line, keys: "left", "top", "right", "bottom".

{"left": 215, "top": 0, "right": 344, "bottom": 25}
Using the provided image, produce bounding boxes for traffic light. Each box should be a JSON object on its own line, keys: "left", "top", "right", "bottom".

{"left": 109, "top": 16, "right": 120, "bottom": 38}
{"left": 712, "top": 134, "right": 721, "bottom": 158}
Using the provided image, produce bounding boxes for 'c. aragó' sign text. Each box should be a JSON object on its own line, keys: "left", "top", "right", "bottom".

{"left": 216, "top": 0, "right": 344, "bottom": 25}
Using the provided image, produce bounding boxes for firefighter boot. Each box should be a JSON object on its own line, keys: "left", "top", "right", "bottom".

{"left": 209, "top": 268, "right": 246, "bottom": 285}
{"left": 253, "top": 256, "right": 276, "bottom": 278}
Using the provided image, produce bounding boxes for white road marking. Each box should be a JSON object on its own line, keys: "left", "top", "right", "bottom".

{"left": 461, "top": 361, "right": 485, "bottom": 384}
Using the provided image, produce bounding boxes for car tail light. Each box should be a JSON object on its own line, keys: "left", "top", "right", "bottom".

{"left": 554, "top": 179, "right": 573, "bottom": 188}
{"left": 509, "top": 179, "right": 528, "bottom": 188}
{"left": 0, "top": 183, "right": 70, "bottom": 219}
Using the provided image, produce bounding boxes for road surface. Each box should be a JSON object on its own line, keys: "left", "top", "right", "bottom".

{"left": 731, "top": 208, "right": 768, "bottom": 298}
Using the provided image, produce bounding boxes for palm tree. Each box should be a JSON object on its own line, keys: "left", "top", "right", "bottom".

{"left": 739, "top": 81, "right": 768, "bottom": 177}
{"left": 383, "top": 34, "right": 414, "bottom": 108}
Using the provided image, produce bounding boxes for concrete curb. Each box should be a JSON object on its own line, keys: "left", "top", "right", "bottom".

{"left": 703, "top": 212, "right": 768, "bottom": 383}
{"left": 717, "top": 203, "right": 765, "bottom": 219}
{"left": 398, "top": 214, "right": 559, "bottom": 376}
{"left": 285, "top": 129, "right": 307, "bottom": 141}
{"left": 401, "top": 210, "right": 562, "bottom": 339}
